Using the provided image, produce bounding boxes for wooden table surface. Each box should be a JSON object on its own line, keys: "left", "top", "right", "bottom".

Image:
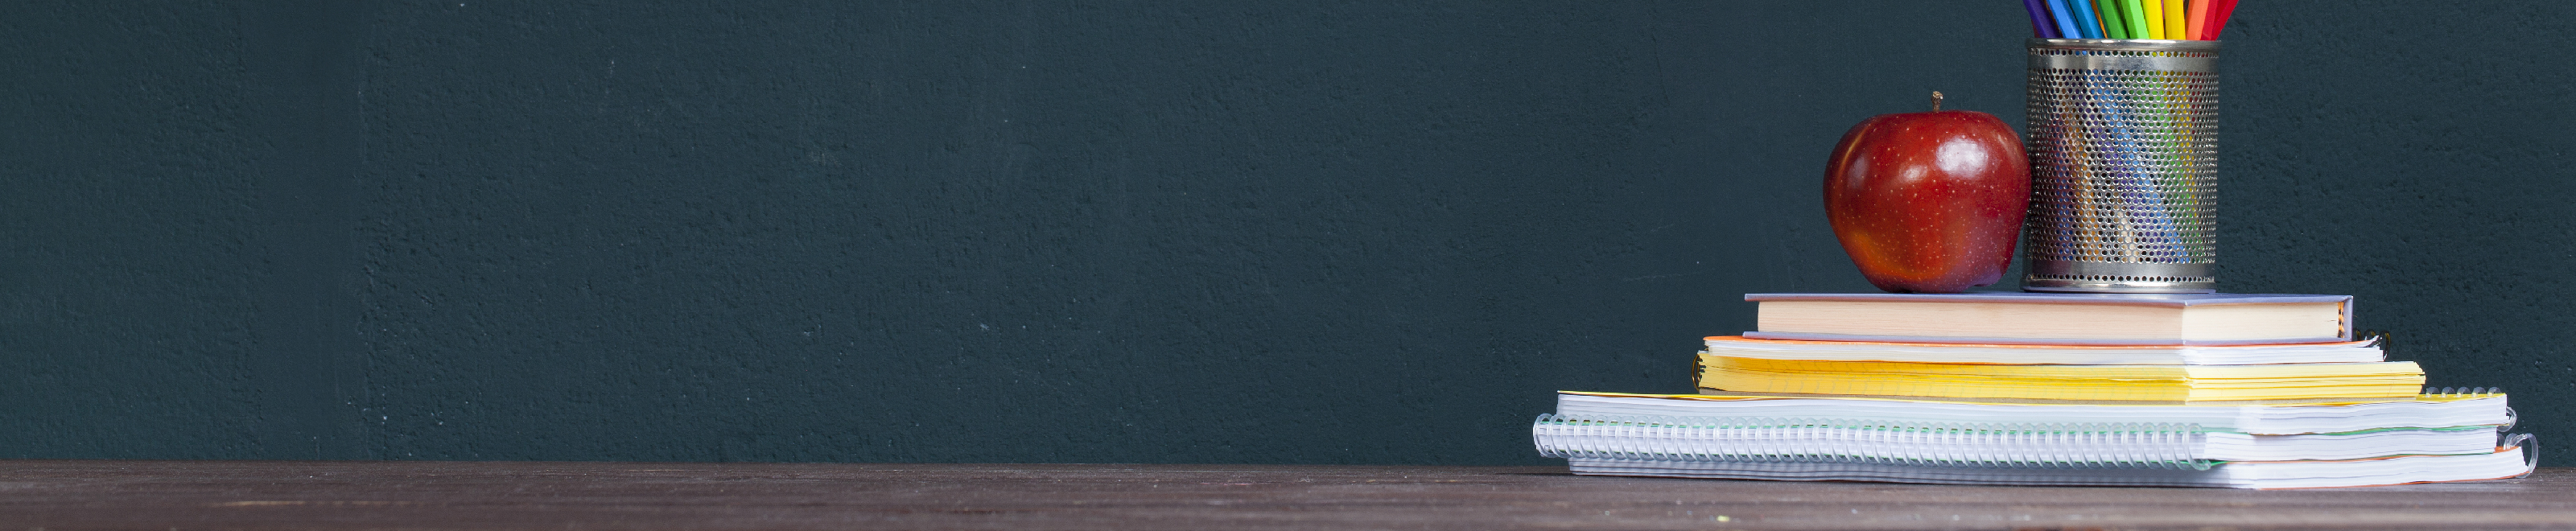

{"left": 2, "top": 461, "right": 2571, "bottom": 530}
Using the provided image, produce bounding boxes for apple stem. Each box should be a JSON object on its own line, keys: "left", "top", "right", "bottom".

{"left": 1931, "top": 91, "right": 1943, "bottom": 112}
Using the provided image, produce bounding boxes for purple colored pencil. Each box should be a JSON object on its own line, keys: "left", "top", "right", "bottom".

{"left": 2025, "top": 0, "right": 2062, "bottom": 38}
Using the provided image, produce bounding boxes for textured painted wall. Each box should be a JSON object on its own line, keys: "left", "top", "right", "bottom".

{"left": 1, "top": 1, "right": 2569, "bottom": 463}
{"left": 0, "top": 2, "right": 266, "bottom": 458}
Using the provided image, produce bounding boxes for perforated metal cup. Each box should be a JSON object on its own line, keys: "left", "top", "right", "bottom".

{"left": 2023, "top": 39, "right": 2220, "bottom": 294}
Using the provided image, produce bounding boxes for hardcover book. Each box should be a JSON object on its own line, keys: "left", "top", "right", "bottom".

{"left": 1746, "top": 292, "right": 2353, "bottom": 346}
{"left": 1702, "top": 335, "right": 2384, "bottom": 365}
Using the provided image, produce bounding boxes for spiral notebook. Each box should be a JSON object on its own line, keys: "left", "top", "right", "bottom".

{"left": 1535, "top": 390, "right": 2534, "bottom": 488}
{"left": 1535, "top": 414, "right": 2504, "bottom": 466}
{"left": 1554, "top": 390, "right": 2513, "bottom": 434}
{"left": 1561, "top": 452, "right": 2532, "bottom": 489}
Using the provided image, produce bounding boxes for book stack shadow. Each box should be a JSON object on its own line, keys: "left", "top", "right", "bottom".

{"left": 1534, "top": 293, "right": 2537, "bottom": 488}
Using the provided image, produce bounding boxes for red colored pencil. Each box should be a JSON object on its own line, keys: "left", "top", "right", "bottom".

{"left": 2209, "top": 0, "right": 2240, "bottom": 39}
{"left": 2187, "top": 0, "right": 2215, "bottom": 39}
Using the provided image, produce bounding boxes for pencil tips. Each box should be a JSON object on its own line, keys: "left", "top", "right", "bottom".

{"left": 2031, "top": 0, "right": 2236, "bottom": 40}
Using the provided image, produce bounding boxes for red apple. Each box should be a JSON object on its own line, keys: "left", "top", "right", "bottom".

{"left": 1822, "top": 92, "right": 2030, "bottom": 294}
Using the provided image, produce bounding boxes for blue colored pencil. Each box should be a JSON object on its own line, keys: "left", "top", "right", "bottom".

{"left": 2025, "top": 0, "right": 2061, "bottom": 38}
{"left": 2046, "top": 0, "right": 2083, "bottom": 39}
{"left": 2067, "top": 0, "right": 2105, "bottom": 38}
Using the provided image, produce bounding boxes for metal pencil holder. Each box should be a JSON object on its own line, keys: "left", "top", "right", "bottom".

{"left": 2022, "top": 39, "right": 2219, "bottom": 294}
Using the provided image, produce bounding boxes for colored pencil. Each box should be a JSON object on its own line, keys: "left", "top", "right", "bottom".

{"left": 2070, "top": 0, "right": 2105, "bottom": 38}
{"left": 2096, "top": 0, "right": 2127, "bottom": 39}
{"left": 2162, "top": 0, "right": 2190, "bottom": 39}
{"left": 2140, "top": 0, "right": 2166, "bottom": 39}
{"left": 2048, "top": 0, "right": 2084, "bottom": 39}
{"left": 2121, "top": 0, "right": 2154, "bottom": 39}
{"left": 2026, "top": 0, "right": 2060, "bottom": 38}
{"left": 2210, "top": 0, "right": 2239, "bottom": 39}
{"left": 2187, "top": 0, "right": 2214, "bottom": 39}
{"left": 2034, "top": 0, "right": 2232, "bottom": 41}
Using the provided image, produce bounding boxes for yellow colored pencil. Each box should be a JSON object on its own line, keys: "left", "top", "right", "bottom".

{"left": 2140, "top": 0, "right": 2166, "bottom": 39}
{"left": 2162, "top": 0, "right": 2189, "bottom": 39}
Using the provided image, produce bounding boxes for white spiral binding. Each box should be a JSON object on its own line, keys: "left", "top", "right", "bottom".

{"left": 1532, "top": 414, "right": 2212, "bottom": 470}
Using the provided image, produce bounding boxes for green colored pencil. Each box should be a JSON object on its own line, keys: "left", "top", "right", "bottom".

{"left": 2121, "top": 0, "right": 2154, "bottom": 40}
{"left": 2096, "top": 0, "right": 2129, "bottom": 39}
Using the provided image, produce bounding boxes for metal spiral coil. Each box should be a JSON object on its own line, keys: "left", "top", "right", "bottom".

{"left": 2503, "top": 432, "right": 2540, "bottom": 479}
{"left": 2422, "top": 386, "right": 2504, "bottom": 397}
{"left": 1532, "top": 414, "right": 2212, "bottom": 471}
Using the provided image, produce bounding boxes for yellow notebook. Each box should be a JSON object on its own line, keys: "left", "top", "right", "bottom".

{"left": 1696, "top": 354, "right": 2425, "bottom": 402}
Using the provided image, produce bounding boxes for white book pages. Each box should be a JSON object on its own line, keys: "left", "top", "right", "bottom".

{"left": 2201, "top": 428, "right": 2497, "bottom": 461}
{"left": 1556, "top": 393, "right": 2512, "bottom": 435}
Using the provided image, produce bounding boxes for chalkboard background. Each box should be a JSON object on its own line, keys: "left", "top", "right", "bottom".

{"left": 2, "top": 1, "right": 2570, "bottom": 463}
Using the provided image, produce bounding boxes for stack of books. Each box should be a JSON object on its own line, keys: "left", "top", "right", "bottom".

{"left": 1533, "top": 293, "right": 2536, "bottom": 488}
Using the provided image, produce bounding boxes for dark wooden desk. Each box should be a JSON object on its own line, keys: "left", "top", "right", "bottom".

{"left": 2, "top": 461, "right": 2569, "bottom": 530}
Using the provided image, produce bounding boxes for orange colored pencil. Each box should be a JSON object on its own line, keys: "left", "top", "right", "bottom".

{"left": 2187, "top": 0, "right": 2214, "bottom": 39}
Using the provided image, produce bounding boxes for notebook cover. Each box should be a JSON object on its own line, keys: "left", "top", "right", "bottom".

{"left": 1739, "top": 331, "right": 2351, "bottom": 346}
{"left": 1693, "top": 355, "right": 2424, "bottom": 402}
{"left": 1704, "top": 335, "right": 2381, "bottom": 350}
{"left": 1560, "top": 390, "right": 2507, "bottom": 407}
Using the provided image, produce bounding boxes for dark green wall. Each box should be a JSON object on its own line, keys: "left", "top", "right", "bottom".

{"left": 2, "top": 1, "right": 2569, "bottom": 463}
